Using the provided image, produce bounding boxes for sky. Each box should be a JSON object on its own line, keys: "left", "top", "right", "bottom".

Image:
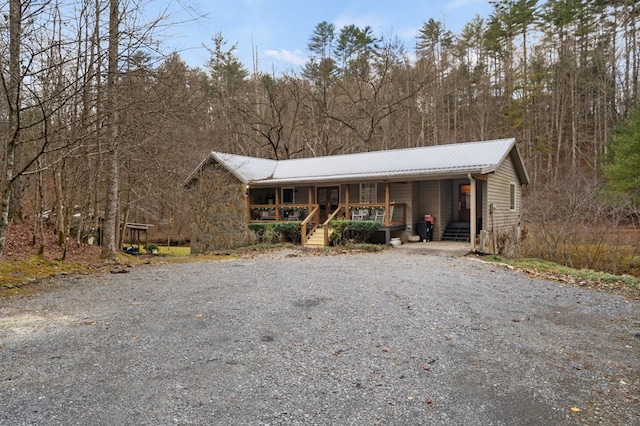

{"left": 149, "top": 0, "right": 494, "bottom": 74}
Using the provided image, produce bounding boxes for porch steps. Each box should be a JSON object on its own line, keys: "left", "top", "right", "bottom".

{"left": 304, "top": 227, "right": 333, "bottom": 248}
{"left": 441, "top": 222, "right": 470, "bottom": 242}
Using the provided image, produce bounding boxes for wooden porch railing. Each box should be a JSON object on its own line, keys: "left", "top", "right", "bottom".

{"left": 322, "top": 205, "right": 343, "bottom": 246}
{"left": 249, "top": 204, "right": 311, "bottom": 222}
{"left": 342, "top": 202, "right": 406, "bottom": 227}
{"left": 247, "top": 202, "right": 406, "bottom": 246}
{"left": 300, "top": 205, "right": 320, "bottom": 246}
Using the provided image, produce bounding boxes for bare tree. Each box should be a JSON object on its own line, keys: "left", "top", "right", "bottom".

{"left": 0, "top": 0, "right": 22, "bottom": 256}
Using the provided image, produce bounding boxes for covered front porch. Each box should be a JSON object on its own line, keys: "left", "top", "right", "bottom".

{"left": 247, "top": 182, "right": 408, "bottom": 247}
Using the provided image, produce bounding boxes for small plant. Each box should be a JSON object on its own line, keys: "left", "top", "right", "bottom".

{"left": 145, "top": 243, "right": 159, "bottom": 253}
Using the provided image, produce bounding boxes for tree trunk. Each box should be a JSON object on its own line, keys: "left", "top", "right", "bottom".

{"left": 0, "top": 0, "right": 22, "bottom": 257}
{"left": 101, "top": 0, "right": 120, "bottom": 260}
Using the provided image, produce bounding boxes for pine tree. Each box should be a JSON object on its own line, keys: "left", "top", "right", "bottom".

{"left": 603, "top": 105, "right": 640, "bottom": 205}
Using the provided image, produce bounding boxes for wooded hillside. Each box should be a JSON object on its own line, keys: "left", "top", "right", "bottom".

{"left": 0, "top": 1, "right": 638, "bottom": 269}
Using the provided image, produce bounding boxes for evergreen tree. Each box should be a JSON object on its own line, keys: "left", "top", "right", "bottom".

{"left": 303, "top": 21, "right": 338, "bottom": 85}
{"left": 603, "top": 105, "right": 640, "bottom": 205}
{"left": 205, "top": 32, "right": 248, "bottom": 95}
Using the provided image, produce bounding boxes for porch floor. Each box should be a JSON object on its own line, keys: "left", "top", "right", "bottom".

{"left": 377, "top": 224, "right": 407, "bottom": 244}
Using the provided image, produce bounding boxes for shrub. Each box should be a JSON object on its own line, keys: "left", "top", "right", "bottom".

{"left": 248, "top": 222, "right": 302, "bottom": 244}
{"left": 330, "top": 220, "right": 380, "bottom": 245}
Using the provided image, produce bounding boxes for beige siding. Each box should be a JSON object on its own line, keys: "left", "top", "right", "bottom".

{"left": 388, "top": 182, "right": 411, "bottom": 223}
{"left": 414, "top": 181, "right": 441, "bottom": 239}
{"left": 486, "top": 156, "right": 522, "bottom": 234}
{"left": 279, "top": 186, "right": 310, "bottom": 204}
{"left": 347, "top": 183, "right": 358, "bottom": 203}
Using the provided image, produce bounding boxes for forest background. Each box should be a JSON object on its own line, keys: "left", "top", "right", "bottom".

{"left": 0, "top": 0, "right": 638, "bottom": 276}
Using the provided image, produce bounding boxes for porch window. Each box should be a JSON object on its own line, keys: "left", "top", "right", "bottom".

{"left": 509, "top": 183, "right": 516, "bottom": 211}
{"left": 282, "top": 187, "right": 295, "bottom": 204}
{"left": 360, "top": 183, "right": 377, "bottom": 203}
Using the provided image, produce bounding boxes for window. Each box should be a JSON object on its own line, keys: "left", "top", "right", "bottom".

{"left": 509, "top": 183, "right": 516, "bottom": 211}
{"left": 282, "top": 187, "right": 295, "bottom": 204}
{"left": 360, "top": 183, "right": 377, "bottom": 203}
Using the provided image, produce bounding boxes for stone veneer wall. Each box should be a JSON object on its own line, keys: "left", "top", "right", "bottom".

{"left": 187, "top": 163, "right": 249, "bottom": 254}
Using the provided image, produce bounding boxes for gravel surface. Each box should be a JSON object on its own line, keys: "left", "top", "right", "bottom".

{"left": 1, "top": 249, "right": 638, "bottom": 425}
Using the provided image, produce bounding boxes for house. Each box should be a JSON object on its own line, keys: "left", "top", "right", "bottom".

{"left": 183, "top": 138, "right": 529, "bottom": 254}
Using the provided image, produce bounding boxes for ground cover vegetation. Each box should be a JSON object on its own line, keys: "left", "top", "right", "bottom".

{"left": 0, "top": 1, "right": 638, "bottom": 279}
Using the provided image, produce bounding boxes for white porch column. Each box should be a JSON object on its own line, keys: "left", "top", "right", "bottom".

{"left": 468, "top": 174, "right": 476, "bottom": 252}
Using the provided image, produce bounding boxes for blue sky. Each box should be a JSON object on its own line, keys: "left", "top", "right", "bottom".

{"left": 151, "top": 0, "right": 493, "bottom": 74}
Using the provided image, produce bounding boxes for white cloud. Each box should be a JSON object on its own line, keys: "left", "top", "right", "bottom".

{"left": 264, "top": 49, "right": 308, "bottom": 66}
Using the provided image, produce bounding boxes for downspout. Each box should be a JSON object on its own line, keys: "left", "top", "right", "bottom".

{"left": 467, "top": 174, "right": 476, "bottom": 253}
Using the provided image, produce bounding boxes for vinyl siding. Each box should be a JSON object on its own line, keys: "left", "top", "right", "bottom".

{"left": 415, "top": 181, "right": 442, "bottom": 240}
{"left": 486, "top": 155, "right": 521, "bottom": 234}
{"left": 386, "top": 182, "right": 408, "bottom": 223}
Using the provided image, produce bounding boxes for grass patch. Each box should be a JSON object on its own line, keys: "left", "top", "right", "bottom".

{"left": 335, "top": 243, "right": 387, "bottom": 253}
{"left": 0, "top": 256, "right": 91, "bottom": 290}
{"left": 484, "top": 255, "right": 639, "bottom": 297}
{"left": 158, "top": 246, "right": 190, "bottom": 256}
{"left": 0, "top": 247, "right": 231, "bottom": 297}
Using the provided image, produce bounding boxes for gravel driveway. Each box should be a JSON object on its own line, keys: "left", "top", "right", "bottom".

{"left": 1, "top": 250, "right": 638, "bottom": 425}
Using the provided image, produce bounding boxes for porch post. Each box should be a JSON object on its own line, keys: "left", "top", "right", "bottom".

{"left": 345, "top": 184, "right": 350, "bottom": 219}
{"left": 246, "top": 185, "right": 251, "bottom": 223}
{"left": 384, "top": 181, "right": 390, "bottom": 227}
{"left": 308, "top": 186, "right": 313, "bottom": 212}
{"left": 275, "top": 187, "right": 281, "bottom": 221}
{"left": 468, "top": 174, "right": 476, "bottom": 252}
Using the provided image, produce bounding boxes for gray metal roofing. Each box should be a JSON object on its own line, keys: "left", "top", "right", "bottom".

{"left": 203, "top": 138, "right": 525, "bottom": 186}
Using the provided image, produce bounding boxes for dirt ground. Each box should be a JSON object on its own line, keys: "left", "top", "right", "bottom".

{"left": 1, "top": 221, "right": 102, "bottom": 263}
{"left": 1, "top": 249, "right": 638, "bottom": 425}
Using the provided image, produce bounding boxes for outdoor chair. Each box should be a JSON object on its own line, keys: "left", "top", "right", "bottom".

{"left": 351, "top": 209, "right": 368, "bottom": 221}
{"left": 374, "top": 205, "right": 394, "bottom": 224}
{"left": 260, "top": 210, "right": 276, "bottom": 220}
{"left": 287, "top": 210, "right": 302, "bottom": 221}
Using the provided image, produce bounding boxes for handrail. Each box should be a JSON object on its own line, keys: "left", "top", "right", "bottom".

{"left": 323, "top": 205, "right": 343, "bottom": 246}
{"left": 323, "top": 205, "right": 343, "bottom": 227}
{"left": 301, "top": 204, "right": 320, "bottom": 245}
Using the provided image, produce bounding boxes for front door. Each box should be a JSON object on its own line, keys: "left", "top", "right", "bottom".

{"left": 317, "top": 186, "right": 339, "bottom": 222}
{"left": 458, "top": 184, "right": 470, "bottom": 222}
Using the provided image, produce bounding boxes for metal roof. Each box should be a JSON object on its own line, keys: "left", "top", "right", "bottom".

{"left": 185, "top": 138, "right": 529, "bottom": 187}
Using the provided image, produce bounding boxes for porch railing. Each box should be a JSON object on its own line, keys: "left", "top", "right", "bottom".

{"left": 342, "top": 202, "right": 406, "bottom": 227}
{"left": 248, "top": 202, "right": 407, "bottom": 226}
{"left": 301, "top": 205, "right": 320, "bottom": 246}
{"left": 247, "top": 202, "right": 406, "bottom": 245}
{"left": 249, "top": 204, "right": 312, "bottom": 222}
{"left": 322, "top": 205, "right": 344, "bottom": 246}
